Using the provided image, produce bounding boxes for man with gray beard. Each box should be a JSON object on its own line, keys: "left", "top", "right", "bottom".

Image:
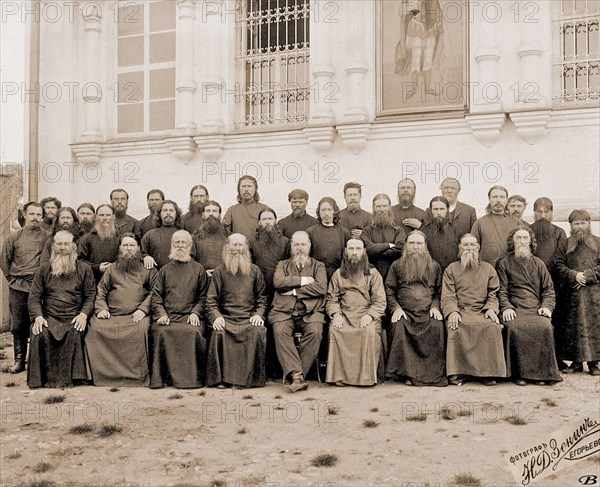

{"left": 78, "top": 204, "right": 121, "bottom": 283}
{"left": 497, "top": 227, "right": 562, "bottom": 385}
{"left": 441, "top": 233, "right": 506, "bottom": 386}
{"left": 27, "top": 231, "right": 96, "bottom": 388}
{"left": 206, "top": 234, "right": 268, "bottom": 388}
{"left": 40, "top": 207, "right": 82, "bottom": 265}
{"left": 150, "top": 230, "right": 209, "bottom": 389}
{"left": 385, "top": 231, "right": 446, "bottom": 386}
{"left": 86, "top": 233, "right": 158, "bottom": 386}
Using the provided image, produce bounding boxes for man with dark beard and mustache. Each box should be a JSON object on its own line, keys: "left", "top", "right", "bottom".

{"left": 205, "top": 234, "right": 268, "bottom": 388}
{"left": 40, "top": 207, "right": 82, "bottom": 265}
{"left": 441, "top": 233, "right": 506, "bottom": 386}
{"left": 270, "top": 231, "right": 327, "bottom": 392}
{"left": 362, "top": 193, "right": 406, "bottom": 282}
{"left": 497, "top": 227, "right": 562, "bottom": 386}
{"left": 391, "top": 178, "right": 427, "bottom": 235}
{"left": 138, "top": 189, "right": 165, "bottom": 237}
{"left": 27, "top": 231, "right": 96, "bottom": 388}
{"left": 326, "top": 239, "right": 386, "bottom": 387}
{"left": 193, "top": 201, "right": 227, "bottom": 276}
{"left": 553, "top": 210, "right": 600, "bottom": 376}
{"left": 110, "top": 188, "right": 141, "bottom": 239}
{"left": 150, "top": 230, "right": 209, "bottom": 389}
{"left": 39, "top": 196, "right": 62, "bottom": 232}
{"left": 86, "top": 233, "right": 158, "bottom": 386}
{"left": 182, "top": 184, "right": 210, "bottom": 234}
{"left": 78, "top": 204, "right": 120, "bottom": 283}
{"left": 420, "top": 196, "right": 459, "bottom": 272}
{"left": 338, "top": 182, "right": 372, "bottom": 239}
{"left": 77, "top": 203, "right": 96, "bottom": 235}
{"left": 530, "top": 197, "right": 567, "bottom": 269}
{"left": 223, "top": 176, "right": 270, "bottom": 241}
{"left": 385, "top": 231, "right": 446, "bottom": 386}
{"left": 279, "top": 189, "right": 318, "bottom": 239}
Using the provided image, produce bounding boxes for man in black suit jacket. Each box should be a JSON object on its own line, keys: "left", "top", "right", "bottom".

{"left": 439, "top": 177, "right": 477, "bottom": 239}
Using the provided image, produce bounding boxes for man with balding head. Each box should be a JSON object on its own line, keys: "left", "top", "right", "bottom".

{"left": 437, "top": 177, "right": 477, "bottom": 239}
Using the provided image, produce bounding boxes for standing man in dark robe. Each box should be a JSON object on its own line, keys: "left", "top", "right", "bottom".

{"left": 497, "top": 227, "right": 562, "bottom": 385}
{"left": 442, "top": 233, "right": 506, "bottom": 386}
{"left": 338, "top": 182, "right": 372, "bottom": 239}
{"left": 141, "top": 200, "right": 189, "bottom": 269}
{"left": 138, "top": 189, "right": 164, "bottom": 237}
{"left": 1, "top": 202, "right": 49, "bottom": 373}
{"left": 222, "top": 176, "right": 269, "bottom": 241}
{"left": 150, "top": 230, "right": 209, "bottom": 388}
{"left": 182, "top": 184, "right": 210, "bottom": 234}
{"left": 27, "top": 231, "right": 96, "bottom": 388}
{"left": 471, "top": 185, "right": 521, "bottom": 267}
{"left": 421, "top": 196, "right": 459, "bottom": 272}
{"left": 530, "top": 197, "right": 567, "bottom": 269}
{"left": 78, "top": 204, "right": 120, "bottom": 283}
{"left": 306, "top": 197, "right": 351, "bottom": 281}
{"left": 326, "top": 239, "right": 386, "bottom": 387}
{"left": 193, "top": 200, "right": 227, "bottom": 276}
{"left": 553, "top": 210, "right": 600, "bottom": 375}
{"left": 87, "top": 233, "right": 158, "bottom": 386}
{"left": 110, "top": 188, "right": 141, "bottom": 239}
{"left": 507, "top": 195, "right": 530, "bottom": 227}
{"left": 39, "top": 196, "right": 61, "bottom": 232}
{"left": 40, "top": 207, "right": 82, "bottom": 265}
{"left": 385, "top": 231, "right": 446, "bottom": 386}
{"left": 77, "top": 203, "right": 96, "bottom": 235}
{"left": 270, "top": 231, "right": 327, "bottom": 392}
{"left": 279, "top": 189, "right": 318, "bottom": 239}
{"left": 205, "top": 234, "right": 268, "bottom": 388}
{"left": 392, "top": 178, "right": 427, "bottom": 235}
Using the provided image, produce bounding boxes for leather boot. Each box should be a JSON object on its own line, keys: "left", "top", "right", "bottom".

{"left": 8, "top": 334, "right": 25, "bottom": 374}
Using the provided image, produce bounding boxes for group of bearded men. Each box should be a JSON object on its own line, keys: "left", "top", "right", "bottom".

{"left": 1, "top": 176, "right": 598, "bottom": 392}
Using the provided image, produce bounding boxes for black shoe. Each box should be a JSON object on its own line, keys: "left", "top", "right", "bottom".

{"left": 449, "top": 375, "right": 463, "bottom": 386}
{"left": 562, "top": 362, "right": 584, "bottom": 374}
{"left": 481, "top": 379, "right": 497, "bottom": 386}
{"left": 515, "top": 379, "right": 528, "bottom": 386}
{"left": 588, "top": 362, "right": 600, "bottom": 376}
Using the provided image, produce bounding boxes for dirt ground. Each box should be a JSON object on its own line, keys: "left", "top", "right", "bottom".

{"left": 1, "top": 331, "right": 598, "bottom": 487}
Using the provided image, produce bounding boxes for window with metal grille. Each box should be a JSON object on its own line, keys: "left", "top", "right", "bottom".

{"left": 116, "top": 0, "right": 176, "bottom": 134}
{"left": 552, "top": 0, "right": 600, "bottom": 107}
{"left": 235, "top": 0, "right": 310, "bottom": 128}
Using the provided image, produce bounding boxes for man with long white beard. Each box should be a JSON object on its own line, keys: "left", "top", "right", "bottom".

{"left": 420, "top": 196, "right": 459, "bottom": 272}
{"left": 441, "top": 233, "right": 506, "bottom": 386}
{"left": 78, "top": 204, "right": 121, "bottom": 283}
{"left": 86, "top": 233, "right": 158, "bottom": 386}
{"left": 206, "top": 234, "right": 268, "bottom": 388}
{"left": 497, "top": 227, "right": 562, "bottom": 385}
{"left": 326, "top": 239, "right": 386, "bottom": 387}
{"left": 193, "top": 201, "right": 227, "bottom": 276}
{"left": 27, "top": 231, "right": 96, "bottom": 388}
{"left": 270, "top": 231, "right": 327, "bottom": 392}
{"left": 183, "top": 184, "right": 210, "bottom": 234}
{"left": 150, "top": 230, "right": 209, "bottom": 388}
{"left": 385, "top": 231, "right": 446, "bottom": 386}
{"left": 40, "top": 207, "right": 82, "bottom": 265}
{"left": 553, "top": 210, "right": 600, "bottom": 376}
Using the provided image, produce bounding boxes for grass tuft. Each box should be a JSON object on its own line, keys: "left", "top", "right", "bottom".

{"left": 362, "top": 418, "right": 380, "bottom": 428}
{"left": 69, "top": 423, "right": 95, "bottom": 435}
{"left": 109, "top": 387, "right": 119, "bottom": 392}
{"left": 5, "top": 381, "right": 16, "bottom": 387}
{"left": 198, "top": 390, "right": 206, "bottom": 396}
{"left": 211, "top": 480, "right": 227, "bottom": 487}
{"left": 440, "top": 406, "right": 458, "bottom": 421}
{"left": 43, "top": 394, "right": 65, "bottom": 404}
{"left": 504, "top": 414, "right": 528, "bottom": 426}
{"left": 98, "top": 423, "right": 122, "bottom": 437}
{"left": 541, "top": 397, "right": 557, "bottom": 407}
{"left": 310, "top": 453, "right": 339, "bottom": 467}
{"left": 7, "top": 451, "right": 22, "bottom": 459}
{"left": 274, "top": 394, "right": 282, "bottom": 399}
{"left": 327, "top": 405, "right": 339, "bottom": 415}
{"left": 237, "top": 427, "right": 248, "bottom": 435}
{"left": 453, "top": 472, "right": 483, "bottom": 487}
{"left": 242, "top": 394, "right": 253, "bottom": 400}
{"left": 406, "top": 413, "right": 427, "bottom": 422}
{"left": 32, "top": 462, "right": 54, "bottom": 473}
{"left": 168, "top": 393, "right": 183, "bottom": 400}
{"left": 370, "top": 407, "right": 379, "bottom": 413}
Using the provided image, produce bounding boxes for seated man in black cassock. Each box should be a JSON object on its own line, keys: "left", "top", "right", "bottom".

{"left": 28, "top": 231, "right": 96, "bottom": 388}
{"left": 150, "top": 230, "right": 209, "bottom": 389}
{"left": 206, "top": 233, "right": 268, "bottom": 389}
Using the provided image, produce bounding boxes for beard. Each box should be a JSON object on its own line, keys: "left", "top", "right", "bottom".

{"left": 223, "top": 248, "right": 252, "bottom": 276}
{"left": 398, "top": 249, "right": 434, "bottom": 283}
{"left": 95, "top": 220, "right": 117, "bottom": 240}
{"left": 399, "top": 194, "right": 413, "bottom": 207}
{"left": 574, "top": 228, "right": 591, "bottom": 242}
{"left": 373, "top": 210, "right": 395, "bottom": 229}
{"left": 115, "top": 249, "right": 143, "bottom": 272}
{"left": 433, "top": 215, "right": 449, "bottom": 230}
{"left": 257, "top": 225, "right": 280, "bottom": 245}
{"left": 515, "top": 244, "right": 532, "bottom": 259}
{"left": 43, "top": 216, "right": 54, "bottom": 225}
{"left": 57, "top": 222, "right": 80, "bottom": 237}
{"left": 531, "top": 219, "right": 552, "bottom": 243}
{"left": 340, "top": 253, "right": 369, "bottom": 280}
{"left": 189, "top": 201, "right": 205, "bottom": 214}
{"left": 114, "top": 208, "right": 127, "bottom": 219}
{"left": 49, "top": 249, "right": 78, "bottom": 277}
{"left": 346, "top": 202, "right": 360, "bottom": 213}
{"left": 79, "top": 220, "right": 95, "bottom": 233}
{"left": 460, "top": 249, "right": 479, "bottom": 269}
{"left": 197, "top": 216, "right": 225, "bottom": 238}
{"left": 292, "top": 207, "right": 305, "bottom": 218}
{"left": 292, "top": 249, "right": 309, "bottom": 268}
{"left": 169, "top": 247, "right": 192, "bottom": 262}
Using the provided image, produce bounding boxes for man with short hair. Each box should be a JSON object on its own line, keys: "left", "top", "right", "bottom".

{"left": 338, "top": 182, "right": 372, "bottom": 239}
{"left": 385, "top": 231, "right": 446, "bottom": 386}
{"left": 326, "top": 239, "right": 386, "bottom": 386}
{"left": 193, "top": 200, "right": 227, "bottom": 276}
{"left": 270, "top": 231, "right": 327, "bottom": 392}
{"left": 553, "top": 210, "right": 600, "bottom": 375}
{"left": 441, "top": 233, "right": 506, "bottom": 386}
{"left": 77, "top": 203, "right": 96, "bottom": 234}
{"left": 497, "top": 227, "right": 562, "bottom": 385}
{"left": 437, "top": 177, "right": 477, "bottom": 239}
{"left": 222, "top": 176, "right": 269, "bottom": 241}
{"left": 1, "top": 202, "right": 50, "bottom": 373}
{"left": 279, "top": 189, "right": 318, "bottom": 239}
{"left": 206, "top": 234, "right": 268, "bottom": 388}
{"left": 40, "top": 207, "right": 82, "bottom": 265}
{"left": 27, "top": 231, "right": 96, "bottom": 388}
{"left": 507, "top": 195, "right": 530, "bottom": 226}
{"left": 530, "top": 197, "right": 567, "bottom": 269}
{"left": 87, "top": 233, "right": 158, "bottom": 386}
{"left": 110, "top": 188, "right": 141, "bottom": 239}
{"left": 420, "top": 196, "right": 459, "bottom": 272}
{"left": 139, "top": 189, "right": 165, "bottom": 237}
{"left": 78, "top": 204, "right": 120, "bottom": 283}
{"left": 150, "top": 230, "right": 209, "bottom": 388}
{"left": 182, "top": 184, "right": 210, "bottom": 234}
{"left": 391, "top": 178, "right": 427, "bottom": 235}
{"left": 470, "top": 185, "right": 520, "bottom": 267}
{"left": 39, "top": 196, "right": 62, "bottom": 232}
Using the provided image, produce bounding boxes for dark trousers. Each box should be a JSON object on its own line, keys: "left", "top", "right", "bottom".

{"left": 9, "top": 288, "right": 30, "bottom": 341}
{"left": 273, "top": 317, "right": 323, "bottom": 381}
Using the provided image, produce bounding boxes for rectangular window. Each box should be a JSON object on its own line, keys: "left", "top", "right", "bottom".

{"left": 235, "top": 0, "right": 310, "bottom": 129}
{"left": 116, "top": 0, "right": 176, "bottom": 134}
{"left": 552, "top": 0, "right": 600, "bottom": 107}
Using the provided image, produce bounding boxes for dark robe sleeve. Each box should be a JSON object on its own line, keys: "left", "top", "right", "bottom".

{"left": 28, "top": 266, "right": 46, "bottom": 320}
{"left": 39, "top": 236, "right": 53, "bottom": 266}
{"left": 222, "top": 207, "right": 233, "bottom": 236}
{"left": 78, "top": 235, "right": 101, "bottom": 276}
{"left": 553, "top": 241, "right": 578, "bottom": 284}
{"left": 538, "top": 261, "right": 556, "bottom": 311}
{"left": 0, "top": 234, "right": 14, "bottom": 279}
{"left": 363, "top": 227, "right": 391, "bottom": 256}
{"left": 151, "top": 270, "right": 169, "bottom": 319}
{"left": 140, "top": 233, "right": 151, "bottom": 260}
{"left": 367, "top": 270, "right": 387, "bottom": 319}
{"left": 441, "top": 266, "right": 460, "bottom": 317}
{"left": 139, "top": 267, "right": 159, "bottom": 316}
{"left": 384, "top": 263, "right": 402, "bottom": 314}
{"left": 496, "top": 258, "right": 513, "bottom": 312}
{"left": 253, "top": 268, "right": 268, "bottom": 319}
{"left": 205, "top": 269, "right": 224, "bottom": 323}
{"left": 94, "top": 267, "right": 112, "bottom": 314}
{"left": 325, "top": 272, "right": 343, "bottom": 318}
{"left": 431, "top": 264, "right": 442, "bottom": 311}
{"left": 483, "top": 267, "right": 500, "bottom": 313}
{"left": 80, "top": 263, "right": 97, "bottom": 317}
{"left": 192, "top": 265, "right": 209, "bottom": 317}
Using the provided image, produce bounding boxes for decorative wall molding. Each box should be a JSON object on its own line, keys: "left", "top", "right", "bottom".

{"left": 510, "top": 110, "right": 551, "bottom": 144}
{"left": 465, "top": 113, "right": 507, "bottom": 147}
{"left": 303, "top": 126, "right": 337, "bottom": 157}
{"left": 194, "top": 134, "right": 225, "bottom": 162}
{"left": 165, "top": 136, "right": 197, "bottom": 163}
{"left": 337, "top": 123, "right": 370, "bottom": 154}
{"left": 70, "top": 142, "right": 103, "bottom": 164}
